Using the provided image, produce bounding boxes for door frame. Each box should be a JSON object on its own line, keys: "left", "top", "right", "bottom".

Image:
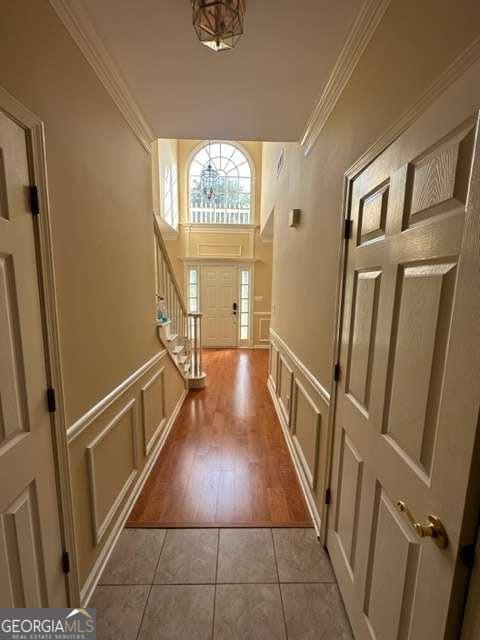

{"left": 322, "top": 42, "right": 480, "bottom": 548}
{"left": 0, "top": 86, "right": 80, "bottom": 604}
{"left": 322, "top": 103, "right": 480, "bottom": 638}
{"left": 184, "top": 259, "right": 254, "bottom": 348}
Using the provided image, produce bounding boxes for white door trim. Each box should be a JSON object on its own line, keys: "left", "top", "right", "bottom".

{"left": 186, "top": 261, "right": 254, "bottom": 348}
{"left": 322, "top": 47, "right": 480, "bottom": 547}
{"left": 0, "top": 86, "right": 80, "bottom": 604}
{"left": 324, "top": 99, "right": 480, "bottom": 640}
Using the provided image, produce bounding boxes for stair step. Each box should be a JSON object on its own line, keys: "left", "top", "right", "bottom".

{"left": 177, "top": 355, "right": 188, "bottom": 365}
{"left": 167, "top": 333, "right": 178, "bottom": 342}
{"left": 172, "top": 345, "right": 184, "bottom": 355}
{"left": 183, "top": 363, "right": 191, "bottom": 374}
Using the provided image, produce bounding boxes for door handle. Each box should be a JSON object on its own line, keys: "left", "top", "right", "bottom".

{"left": 232, "top": 302, "right": 237, "bottom": 315}
{"left": 396, "top": 501, "right": 448, "bottom": 548}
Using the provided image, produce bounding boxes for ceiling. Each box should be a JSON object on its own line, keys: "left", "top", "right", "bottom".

{"left": 81, "top": 0, "right": 364, "bottom": 142}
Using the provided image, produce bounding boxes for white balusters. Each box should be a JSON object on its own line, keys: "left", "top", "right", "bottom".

{"left": 154, "top": 216, "right": 206, "bottom": 388}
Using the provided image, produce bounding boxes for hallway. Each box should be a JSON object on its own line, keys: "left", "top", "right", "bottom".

{"left": 128, "top": 350, "right": 311, "bottom": 528}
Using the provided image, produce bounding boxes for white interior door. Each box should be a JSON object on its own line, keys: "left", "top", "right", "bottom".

{"left": 0, "top": 109, "right": 67, "bottom": 606}
{"left": 201, "top": 265, "right": 238, "bottom": 347}
{"left": 328, "top": 104, "right": 480, "bottom": 638}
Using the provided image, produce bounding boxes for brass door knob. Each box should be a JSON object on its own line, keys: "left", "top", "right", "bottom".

{"left": 397, "top": 501, "right": 448, "bottom": 549}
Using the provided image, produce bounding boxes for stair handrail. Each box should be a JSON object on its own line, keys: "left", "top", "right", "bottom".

{"left": 153, "top": 214, "right": 187, "bottom": 317}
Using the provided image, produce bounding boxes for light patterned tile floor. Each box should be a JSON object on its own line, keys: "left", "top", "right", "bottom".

{"left": 91, "top": 528, "right": 353, "bottom": 640}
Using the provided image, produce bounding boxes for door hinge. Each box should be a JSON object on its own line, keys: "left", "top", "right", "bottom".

{"left": 29, "top": 185, "right": 40, "bottom": 215}
{"left": 344, "top": 218, "right": 352, "bottom": 240}
{"left": 46, "top": 388, "right": 56, "bottom": 413}
{"left": 334, "top": 363, "right": 341, "bottom": 382}
{"left": 62, "top": 551, "right": 70, "bottom": 574}
{"left": 460, "top": 544, "right": 476, "bottom": 568}
{"left": 325, "top": 488, "right": 332, "bottom": 505}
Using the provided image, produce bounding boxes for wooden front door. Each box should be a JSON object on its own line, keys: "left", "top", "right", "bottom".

{"left": 0, "top": 108, "right": 68, "bottom": 606}
{"left": 201, "top": 265, "right": 238, "bottom": 347}
{"left": 328, "top": 105, "right": 480, "bottom": 638}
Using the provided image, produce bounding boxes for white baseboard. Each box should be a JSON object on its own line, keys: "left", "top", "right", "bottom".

{"left": 81, "top": 388, "right": 187, "bottom": 605}
{"left": 253, "top": 344, "right": 269, "bottom": 349}
{"left": 267, "top": 377, "right": 322, "bottom": 537}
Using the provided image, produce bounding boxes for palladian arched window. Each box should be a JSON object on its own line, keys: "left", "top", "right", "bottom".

{"left": 188, "top": 141, "right": 252, "bottom": 224}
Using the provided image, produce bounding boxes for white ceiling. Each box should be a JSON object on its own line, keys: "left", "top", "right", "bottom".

{"left": 81, "top": 0, "right": 364, "bottom": 142}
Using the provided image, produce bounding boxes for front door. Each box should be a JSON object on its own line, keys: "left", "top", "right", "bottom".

{"left": 328, "top": 104, "right": 480, "bottom": 637}
{"left": 201, "top": 265, "right": 238, "bottom": 347}
{"left": 0, "top": 108, "right": 68, "bottom": 606}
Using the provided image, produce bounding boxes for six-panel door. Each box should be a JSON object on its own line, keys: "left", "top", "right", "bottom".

{"left": 0, "top": 110, "right": 67, "bottom": 606}
{"left": 328, "top": 108, "right": 480, "bottom": 639}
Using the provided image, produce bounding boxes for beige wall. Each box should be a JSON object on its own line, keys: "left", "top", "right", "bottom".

{"left": 265, "top": 0, "right": 480, "bottom": 392}
{"left": 165, "top": 138, "right": 273, "bottom": 346}
{"left": 260, "top": 142, "right": 283, "bottom": 231}
{"left": 0, "top": 0, "right": 186, "bottom": 602}
{"left": 0, "top": 0, "right": 160, "bottom": 425}
{"left": 152, "top": 138, "right": 179, "bottom": 230}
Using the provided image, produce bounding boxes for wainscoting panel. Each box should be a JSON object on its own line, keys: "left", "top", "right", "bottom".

{"left": 268, "top": 329, "right": 331, "bottom": 535}
{"left": 269, "top": 343, "right": 279, "bottom": 391}
{"left": 87, "top": 400, "right": 138, "bottom": 545}
{"left": 67, "top": 350, "right": 187, "bottom": 604}
{"left": 254, "top": 312, "right": 271, "bottom": 348}
{"left": 277, "top": 355, "right": 293, "bottom": 426}
{"left": 141, "top": 367, "right": 166, "bottom": 455}
{"left": 291, "top": 379, "right": 321, "bottom": 489}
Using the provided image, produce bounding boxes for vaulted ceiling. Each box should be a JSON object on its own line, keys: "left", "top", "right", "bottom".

{"left": 81, "top": 0, "right": 364, "bottom": 141}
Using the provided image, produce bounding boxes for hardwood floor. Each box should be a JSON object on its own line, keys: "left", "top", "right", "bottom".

{"left": 127, "top": 349, "right": 312, "bottom": 528}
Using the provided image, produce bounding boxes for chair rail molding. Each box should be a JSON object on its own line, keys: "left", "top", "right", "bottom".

{"left": 81, "top": 387, "right": 187, "bottom": 605}
{"left": 49, "top": 0, "right": 155, "bottom": 152}
{"left": 67, "top": 350, "right": 167, "bottom": 443}
{"left": 269, "top": 328, "right": 330, "bottom": 405}
{"left": 300, "top": 0, "right": 391, "bottom": 156}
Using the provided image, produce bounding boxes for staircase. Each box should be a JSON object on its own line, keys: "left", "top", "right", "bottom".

{"left": 154, "top": 217, "right": 206, "bottom": 389}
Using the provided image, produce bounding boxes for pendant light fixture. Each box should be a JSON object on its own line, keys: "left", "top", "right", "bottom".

{"left": 200, "top": 141, "right": 218, "bottom": 201}
{"left": 192, "top": 0, "right": 246, "bottom": 52}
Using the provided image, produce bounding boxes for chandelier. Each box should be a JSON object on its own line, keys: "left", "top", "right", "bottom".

{"left": 192, "top": 0, "right": 246, "bottom": 52}
{"left": 200, "top": 142, "right": 219, "bottom": 200}
{"left": 200, "top": 163, "right": 219, "bottom": 200}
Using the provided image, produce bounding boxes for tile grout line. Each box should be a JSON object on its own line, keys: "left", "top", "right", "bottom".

{"left": 270, "top": 528, "right": 289, "bottom": 640}
{"left": 211, "top": 528, "right": 221, "bottom": 640}
{"left": 98, "top": 579, "right": 336, "bottom": 586}
{"left": 134, "top": 528, "right": 168, "bottom": 640}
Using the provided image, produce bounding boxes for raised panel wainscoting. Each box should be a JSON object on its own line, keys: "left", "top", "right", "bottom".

{"left": 66, "top": 350, "right": 187, "bottom": 605}
{"left": 268, "top": 329, "right": 331, "bottom": 536}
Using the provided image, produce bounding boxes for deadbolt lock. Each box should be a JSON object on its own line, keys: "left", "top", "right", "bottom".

{"left": 397, "top": 501, "right": 449, "bottom": 549}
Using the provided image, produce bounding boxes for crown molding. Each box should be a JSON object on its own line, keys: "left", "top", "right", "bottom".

{"left": 346, "top": 34, "right": 480, "bottom": 179}
{"left": 300, "top": 0, "right": 391, "bottom": 157}
{"left": 49, "top": 0, "right": 155, "bottom": 153}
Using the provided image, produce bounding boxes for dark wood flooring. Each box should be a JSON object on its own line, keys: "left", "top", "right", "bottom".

{"left": 127, "top": 349, "right": 312, "bottom": 528}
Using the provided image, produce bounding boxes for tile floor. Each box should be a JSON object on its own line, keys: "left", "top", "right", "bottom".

{"left": 91, "top": 527, "right": 353, "bottom": 640}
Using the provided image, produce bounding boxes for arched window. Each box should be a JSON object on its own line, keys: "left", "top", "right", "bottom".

{"left": 188, "top": 141, "right": 253, "bottom": 224}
